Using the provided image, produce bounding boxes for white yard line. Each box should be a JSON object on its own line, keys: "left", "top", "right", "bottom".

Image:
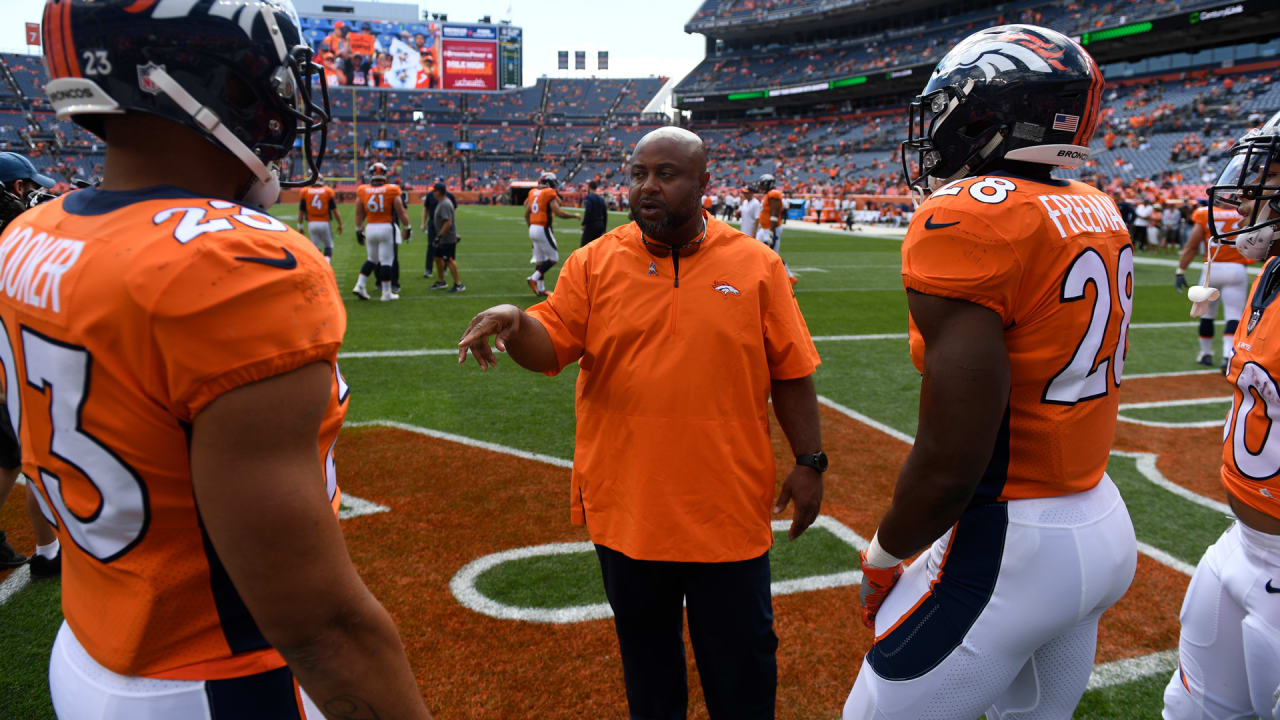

{"left": 1086, "top": 650, "right": 1178, "bottom": 691}
{"left": 343, "top": 323, "right": 1200, "bottom": 360}
{"left": 449, "top": 516, "right": 868, "bottom": 624}
{"left": 345, "top": 420, "right": 573, "bottom": 468}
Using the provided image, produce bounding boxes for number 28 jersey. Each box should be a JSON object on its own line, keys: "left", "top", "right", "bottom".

{"left": 0, "top": 187, "right": 348, "bottom": 679}
{"left": 902, "top": 175, "right": 1133, "bottom": 502}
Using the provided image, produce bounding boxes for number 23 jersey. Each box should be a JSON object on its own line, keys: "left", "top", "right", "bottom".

{"left": 902, "top": 174, "right": 1133, "bottom": 502}
{"left": 0, "top": 187, "right": 348, "bottom": 679}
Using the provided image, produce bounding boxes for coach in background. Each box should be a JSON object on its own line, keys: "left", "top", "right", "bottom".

{"left": 422, "top": 177, "right": 456, "bottom": 289}
{"left": 580, "top": 180, "right": 607, "bottom": 246}
{"left": 459, "top": 126, "right": 823, "bottom": 719}
{"left": 432, "top": 183, "right": 464, "bottom": 292}
{"left": 1162, "top": 110, "right": 1280, "bottom": 720}
{"left": 846, "top": 26, "right": 1136, "bottom": 720}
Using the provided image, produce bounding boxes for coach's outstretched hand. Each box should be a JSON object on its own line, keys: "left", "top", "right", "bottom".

{"left": 458, "top": 304, "right": 557, "bottom": 373}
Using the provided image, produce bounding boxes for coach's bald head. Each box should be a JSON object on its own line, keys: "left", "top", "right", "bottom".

{"left": 629, "top": 127, "right": 710, "bottom": 244}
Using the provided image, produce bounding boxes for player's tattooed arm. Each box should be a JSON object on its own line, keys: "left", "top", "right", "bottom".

{"left": 874, "top": 290, "right": 1010, "bottom": 559}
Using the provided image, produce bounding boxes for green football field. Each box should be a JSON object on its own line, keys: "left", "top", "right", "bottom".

{"left": 0, "top": 201, "right": 1245, "bottom": 719}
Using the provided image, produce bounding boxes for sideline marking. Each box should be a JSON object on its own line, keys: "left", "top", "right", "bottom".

{"left": 1118, "top": 396, "right": 1231, "bottom": 429}
{"left": 1109, "top": 450, "right": 1230, "bottom": 515}
{"left": 448, "top": 516, "right": 868, "bottom": 624}
{"left": 340, "top": 493, "right": 391, "bottom": 519}
{"left": 346, "top": 420, "right": 574, "bottom": 468}
{"left": 0, "top": 565, "right": 29, "bottom": 605}
{"left": 340, "top": 324, "right": 1205, "bottom": 360}
{"left": 1087, "top": 650, "right": 1177, "bottom": 691}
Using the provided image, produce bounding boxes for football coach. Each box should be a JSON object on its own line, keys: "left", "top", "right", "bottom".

{"left": 458, "top": 126, "right": 824, "bottom": 719}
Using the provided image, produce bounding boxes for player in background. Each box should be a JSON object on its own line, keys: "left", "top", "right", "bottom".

{"left": 1175, "top": 199, "right": 1248, "bottom": 371}
{"left": 0, "top": 151, "right": 61, "bottom": 579}
{"left": 523, "top": 172, "right": 579, "bottom": 296}
{"left": 1162, "top": 110, "right": 1280, "bottom": 720}
{"left": 297, "top": 175, "right": 342, "bottom": 264}
{"left": 739, "top": 184, "right": 762, "bottom": 239}
{"left": 845, "top": 25, "right": 1136, "bottom": 720}
{"left": 756, "top": 174, "right": 798, "bottom": 284}
{"left": 353, "top": 162, "right": 411, "bottom": 301}
{"left": 16, "top": 1, "right": 433, "bottom": 717}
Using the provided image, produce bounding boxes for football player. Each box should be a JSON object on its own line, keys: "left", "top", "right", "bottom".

{"left": 844, "top": 25, "right": 1137, "bottom": 720}
{"left": 755, "top": 174, "right": 797, "bottom": 283}
{"left": 11, "top": 1, "right": 432, "bottom": 718}
{"left": 297, "top": 175, "right": 342, "bottom": 264}
{"left": 1175, "top": 198, "right": 1248, "bottom": 371}
{"left": 353, "top": 162, "right": 411, "bottom": 301}
{"left": 1162, "top": 110, "right": 1280, "bottom": 720}
{"left": 524, "top": 172, "right": 579, "bottom": 296}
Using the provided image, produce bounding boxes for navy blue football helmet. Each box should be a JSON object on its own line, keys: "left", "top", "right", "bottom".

{"left": 1207, "top": 109, "right": 1280, "bottom": 259}
{"left": 901, "top": 25, "right": 1103, "bottom": 195}
{"left": 41, "top": 0, "right": 329, "bottom": 202}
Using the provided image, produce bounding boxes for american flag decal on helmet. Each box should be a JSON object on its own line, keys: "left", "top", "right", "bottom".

{"left": 1052, "top": 113, "right": 1080, "bottom": 132}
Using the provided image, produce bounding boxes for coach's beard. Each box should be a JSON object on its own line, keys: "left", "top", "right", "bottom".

{"left": 631, "top": 202, "right": 697, "bottom": 244}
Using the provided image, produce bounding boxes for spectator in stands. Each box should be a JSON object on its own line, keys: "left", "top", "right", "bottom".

{"left": 415, "top": 49, "right": 438, "bottom": 89}
{"left": 457, "top": 126, "right": 822, "bottom": 720}
{"left": 432, "top": 183, "right": 464, "bottom": 292}
{"left": 349, "top": 23, "right": 377, "bottom": 63}
{"left": 581, "top": 180, "right": 607, "bottom": 247}
{"left": 423, "top": 178, "right": 457, "bottom": 288}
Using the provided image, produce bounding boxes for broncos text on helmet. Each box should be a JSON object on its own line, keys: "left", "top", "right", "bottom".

{"left": 41, "top": 0, "right": 331, "bottom": 207}
{"left": 1208, "top": 109, "right": 1280, "bottom": 261}
{"left": 901, "top": 24, "right": 1103, "bottom": 197}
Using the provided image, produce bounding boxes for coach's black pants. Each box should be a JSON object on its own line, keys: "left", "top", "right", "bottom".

{"left": 594, "top": 544, "right": 777, "bottom": 720}
{"left": 581, "top": 224, "right": 606, "bottom": 247}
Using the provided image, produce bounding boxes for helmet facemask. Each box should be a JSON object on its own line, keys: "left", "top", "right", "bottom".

{"left": 1208, "top": 130, "right": 1280, "bottom": 261}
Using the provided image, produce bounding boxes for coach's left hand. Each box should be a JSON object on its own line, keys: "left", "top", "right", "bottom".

{"left": 773, "top": 465, "right": 822, "bottom": 540}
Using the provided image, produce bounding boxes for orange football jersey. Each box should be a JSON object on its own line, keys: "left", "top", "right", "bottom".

{"left": 527, "top": 187, "right": 558, "bottom": 226}
{"left": 356, "top": 182, "right": 402, "bottom": 224}
{"left": 903, "top": 174, "right": 1132, "bottom": 502}
{"left": 0, "top": 187, "right": 348, "bottom": 679}
{"left": 1192, "top": 205, "right": 1250, "bottom": 265}
{"left": 758, "top": 189, "right": 784, "bottom": 230}
{"left": 1221, "top": 257, "right": 1280, "bottom": 520}
{"left": 300, "top": 184, "right": 336, "bottom": 222}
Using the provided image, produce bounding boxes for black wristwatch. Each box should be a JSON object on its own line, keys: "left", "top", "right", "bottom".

{"left": 795, "top": 451, "right": 828, "bottom": 473}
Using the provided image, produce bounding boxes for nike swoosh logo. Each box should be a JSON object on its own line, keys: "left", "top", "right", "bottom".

{"left": 234, "top": 247, "right": 297, "bottom": 270}
{"left": 924, "top": 215, "right": 960, "bottom": 230}
{"left": 1268, "top": 579, "right": 1280, "bottom": 594}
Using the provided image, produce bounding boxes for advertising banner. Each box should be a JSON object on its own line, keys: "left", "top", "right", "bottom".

{"left": 575, "top": 51, "right": 586, "bottom": 70}
{"left": 598, "top": 51, "right": 608, "bottom": 70}
{"left": 441, "top": 38, "right": 497, "bottom": 90}
{"left": 558, "top": 51, "right": 568, "bottom": 70}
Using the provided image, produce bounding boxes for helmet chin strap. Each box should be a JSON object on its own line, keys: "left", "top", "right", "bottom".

{"left": 143, "top": 66, "right": 280, "bottom": 206}
{"left": 1235, "top": 200, "right": 1280, "bottom": 262}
